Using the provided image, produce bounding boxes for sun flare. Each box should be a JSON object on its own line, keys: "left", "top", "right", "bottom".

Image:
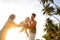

{"left": 6, "top": 27, "right": 28, "bottom": 40}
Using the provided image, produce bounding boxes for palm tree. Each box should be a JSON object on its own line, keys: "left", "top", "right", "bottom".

{"left": 42, "top": 4, "right": 60, "bottom": 24}
{"left": 42, "top": 3, "right": 55, "bottom": 16}
{"left": 39, "top": 0, "right": 60, "bottom": 40}
{"left": 41, "top": 0, "right": 60, "bottom": 21}
{"left": 54, "top": 3, "right": 60, "bottom": 15}
{"left": 40, "top": 0, "right": 54, "bottom": 6}
{"left": 43, "top": 18, "right": 58, "bottom": 40}
{"left": 43, "top": 33, "right": 51, "bottom": 40}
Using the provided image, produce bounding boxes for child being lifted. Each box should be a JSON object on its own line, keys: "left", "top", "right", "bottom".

{"left": 18, "top": 17, "right": 30, "bottom": 37}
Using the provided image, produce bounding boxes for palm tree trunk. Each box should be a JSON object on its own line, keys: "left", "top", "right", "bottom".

{"left": 53, "top": 3, "right": 60, "bottom": 10}
{"left": 52, "top": 15, "right": 60, "bottom": 22}
{"left": 52, "top": 15, "right": 60, "bottom": 26}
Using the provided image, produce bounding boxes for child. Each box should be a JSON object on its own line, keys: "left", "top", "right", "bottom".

{"left": 18, "top": 17, "right": 30, "bottom": 37}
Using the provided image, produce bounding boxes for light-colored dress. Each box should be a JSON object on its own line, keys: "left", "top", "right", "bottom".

{"left": 1, "top": 19, "right": 17, "bottom": 40}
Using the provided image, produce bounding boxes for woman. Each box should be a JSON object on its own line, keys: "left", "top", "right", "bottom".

{"left": 1, "top": 14, "right": 17, "bottom": 40}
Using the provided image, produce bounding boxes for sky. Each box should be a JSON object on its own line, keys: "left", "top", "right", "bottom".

{"left": 0, "top": 0, "right": 46, "bottom": 40}
{"left": 50, "top": 0, "right": 60, "bottom": 23}
{"left": 54, "top": 0, "right": 60, "bottom": 7}
{"left": 0, "top": 0, "right": 60, "bottom": 40}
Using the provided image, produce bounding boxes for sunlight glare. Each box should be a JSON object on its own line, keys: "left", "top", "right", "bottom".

{"left": 6, "top": 27, "right": 28, "bottom": 40}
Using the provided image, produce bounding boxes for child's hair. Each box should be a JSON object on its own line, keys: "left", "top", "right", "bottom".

{"left": 26, "top": 17, "right": 30, "bottom": 20}
{"left": 25, "top": 17, "right": 30, "bottom": 21}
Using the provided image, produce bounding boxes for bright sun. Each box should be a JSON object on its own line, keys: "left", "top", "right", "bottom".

{"left": 6, "top": 27, "right": 28, "bottom": 40}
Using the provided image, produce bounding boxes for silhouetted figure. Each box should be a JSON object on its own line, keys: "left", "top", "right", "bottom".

{"left": 18, "top": 17, "right": 30, "bottom": 37}
{"left": 1, "top": 14, "right": 17, "bottom": 40}
{"left": 28, "top": 13, "right": 37, "bottom": 40}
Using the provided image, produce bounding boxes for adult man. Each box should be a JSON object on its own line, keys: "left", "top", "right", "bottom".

{"left": 29, "top": 13, "right": 37, "bottom": 40}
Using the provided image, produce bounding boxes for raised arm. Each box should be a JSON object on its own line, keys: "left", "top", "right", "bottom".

{"left": 18, "top": 22, "right": 24, "bottom": 27}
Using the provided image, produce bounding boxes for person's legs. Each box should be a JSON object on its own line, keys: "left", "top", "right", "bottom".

{"left": 19, "top": 27, "right": 25, "bottom": 32}
{"left": 29, "top": 33, "right": 35, "bottom": 40}
{"left": 25, "top": 29, "right": 29, "bottom": 37}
